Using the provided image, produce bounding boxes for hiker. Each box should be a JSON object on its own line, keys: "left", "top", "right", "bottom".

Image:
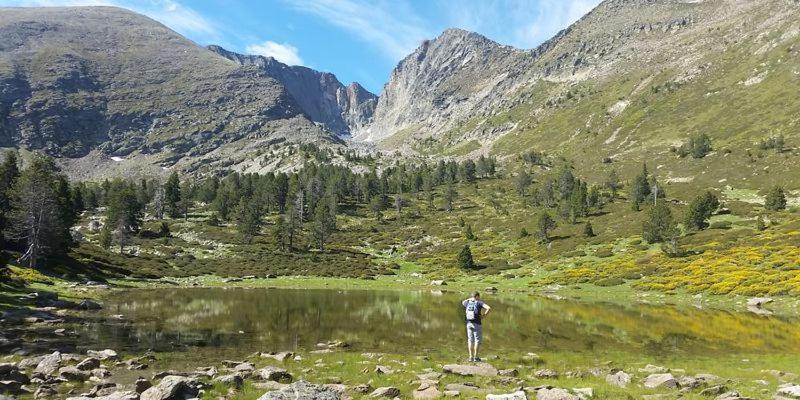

{"left": 462, "top": 291, "right": 491, "bottom": 362}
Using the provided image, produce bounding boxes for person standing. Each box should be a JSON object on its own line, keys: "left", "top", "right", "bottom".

{"left": 462, "top": 291, "right": 491, "bottom": 362}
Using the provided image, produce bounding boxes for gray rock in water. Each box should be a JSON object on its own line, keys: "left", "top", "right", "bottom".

{"left": 443, "top": 363, "right": 498, "bottom": 377}
{"left": 643, "top": 373, "right": 678, "bottom": 389}
{"left": 140, "top": 375, "right": 200, "bottom": 400}
{"left": 487, "top": 391, "right": 527, "bottom": 400}
{"left": 78, "top": 300, "right": 103, "bottom": 310}
{"left": 370, "top": 387, "right": 401, "bottom": 398}
{"left": 258, "top": 380, "right": 340, "bottom": 400}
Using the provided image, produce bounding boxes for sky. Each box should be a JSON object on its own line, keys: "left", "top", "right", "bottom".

{"left": 0, "top": 0, "right": 601, "bottom": 93}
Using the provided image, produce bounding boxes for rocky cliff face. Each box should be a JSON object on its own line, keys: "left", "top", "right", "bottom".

{"left": 208, "top": 45, "right": 377, "bottom": 136}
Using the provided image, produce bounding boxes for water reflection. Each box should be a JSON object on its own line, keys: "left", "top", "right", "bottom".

{"left": 77, "top": 288, "right": 800, "bottom": 358}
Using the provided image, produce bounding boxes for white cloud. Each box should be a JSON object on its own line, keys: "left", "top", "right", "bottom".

{"left": 246, "top": 40, "right": 304, "bottom": 66}
{"left": 1, "top": 0, "right": 218, "bottom": 38}
{"left": 284, "top": 0, "right": 431, "bottom": 61}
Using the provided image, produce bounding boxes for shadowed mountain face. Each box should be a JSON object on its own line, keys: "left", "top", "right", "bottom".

{"left": 0, "top": 6, "right": 371, "bottom": 177}
{"left": 208, "top": 45, "right": 377, "bottom": 136}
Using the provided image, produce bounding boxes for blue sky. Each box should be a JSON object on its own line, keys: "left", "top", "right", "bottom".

{"left": 1, "top": 0, "right": 601, "bottom": 93}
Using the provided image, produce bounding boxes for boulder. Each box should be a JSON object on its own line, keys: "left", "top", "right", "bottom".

{"left": 140, "top": 375, "right": 200, "bottom": 400}
{"left": 639, "top": 365, "right": 669, "bottom": 374}
{"left": 213, "top": 373, "right": 243, "bottom": 388}
{"left": 414, "top": 383, "right": 443, "bottom": 399}
{"left": 76, "top": 357, "right": 101, "bottom": 371}
{"left": 0, "top": 379, "right": 26, "bottom": 394}
{"left": 34, "top": 352, "right": 62, "bottom": 376}
{"left": 499, "top": 369, "right": 519, "bottom": 377}
{"left": 715, "top": 392, "right": 754, "bottom": 400}
{"left": 535, "top": 388, "right": 579, "bottom": 400}
{"left": 430, "top": 280, "right": 447, "bottom": 286}
{"left": 78, "top": 300, "right": 103, "bottom": 310}
{"left": 487, "top": 391, "right": 527, "bottom": 400}
{"left": 0, "top": 363, "right": 29, "bottom": 385}
{"left": 354, "top": 384, "right": 372, "bottom": 393}
{"left": 443, "top": 363, "right": 498, "bottom": 377}
{"left": 18, "top": 356, "right": 45, "bottom": 369}
{"left": 34, "top": 384, "right": 59, "bottom": 398}
{"left": 59, "top": 366, "right": 90, "bottom": 381}
{"left": 67, "top": 391, "right": 139, "bottom": 400}
{"left": 747, "top": 297, "right": 773, "bottom": 308}
{"left": 643, "top": 373, "right": 678, "bottom": 389}
{"left": 370, "top": 387, "right": 401, "bottom": 398}
{"left": 776, "top": 383, "right": 800, "bottom": 400}
{"left": 258, "top": 366, "right": 293, "bottom": 382}
{"left": 572, "top": 388, "right": 593, "bottom": 399}
{"left": 258, "top": 381, "right": 340, "bottom": 400}
{"left": 534, "top": 369, "right": 559, "bottom": 379}
{"left": 375, "top": 365, "right": 394, "bottom": 374}
{"left": 87, "top": 349, "right": 118, "bottom": 361}
{"left": 135, "top": 377, "right": 152, "bottom": 393}
{"left": 699, "top": 385, "right": 728, "bottom": 396}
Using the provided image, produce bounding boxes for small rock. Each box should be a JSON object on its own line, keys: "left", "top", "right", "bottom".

{"left": 87, "top": 349, "right": 118, "bottom": 361}
{"left": 572, "top": 388, "right": 593, "bottom": 399}
{"left": 487, "top": 391, "right": 527, "bottom": 400}
{"left": 430, "top": 280, "right": 447, "bottom": 286}
{"left": 534, "top": 369, "right": 559, "bottom": 379}
{"left": 639, "top": 364, "right": 669, "bottom": 374}
{"left": 499, "top": 369, "right": 518, "bottom": 377}
{"left": 76, "top": 357, "right": 101, "bottom": 371}
{"left": 700, "top": 385, "right": 728, "bottom": 396}
{"left": 34, "top": 384, "right": 59, "bottom": 398}
{"left": 135, "top": 377, "right": 152, "bottom": 393}
{"left": 258, "top": 366, "right": 292, "bottom": 382}
{"left": 59, "top": 366, "right": 90, "bottom": 381}
{"left": 257, "top": 380, "right": 339, "bottom": 400}
{"left": 643, "top": 373, "right": 678, "bottom": 389}
{"left": 140, "top": 375, "right": 199, "bottom": 400}
{"left": 354, "top": 384, "right": 373, "bottom": 393}
{"left": 78, "top": 300, "right": 102, "bottom": 310}
{"left": 34, "top": 352, "right": 62, "bottom": 377}
{"left": 370, "top": 387, "right": 401, "bottom": 398}
{"left": 776, "top": 383, "right": 800, "bottom": 400}
{"left": 414, "top": 383, "right": 443, "bottom": 399}
{"left": 213, "top": 373, "right": 243, "bottom": 388}
{"left": 746, "top": 297, "right": 773, "bottom": 308}
{"left": 375, "top": 365, "right": 394, "bottom": 374}
{"left": 535, "top": 388, "right": 578, "bottom": 400}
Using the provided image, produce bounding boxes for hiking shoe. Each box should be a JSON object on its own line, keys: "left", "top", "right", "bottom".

{"left": 474, "top": 357, "right": 482, "bottom": 362}
{"left": 468, "top": 357, "right": 475, "bottom": 362}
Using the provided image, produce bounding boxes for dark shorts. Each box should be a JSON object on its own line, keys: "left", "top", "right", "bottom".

{"left": 466, "top": 322, "right": 482, "bottom": 343}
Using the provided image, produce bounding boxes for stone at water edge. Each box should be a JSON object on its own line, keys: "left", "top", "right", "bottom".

{"left": 258, "top": 381, "right": 340, "bottom": 400}
{"left": 486, "top": 390, "right": 527, "bottom": 400}
{"left": 140, "top": 375, "right": 200, "bottom": 400}
{"left": 370, "top": 387, "right": 401, "bottom": 398}
{"left": 78, "top": 299, "right": 103, "bottom": 310}
{"left": 643, "top": 373, "right": 679, "bottom": 389}
{"left": 76, "top": 357, "right": 101, "bottom": 371}
{"left": 87, "top": 349, "right": 118, "bottom": 361}
{"left": 34, "top": 351, "right": 62, "bottom": 376}
{"left": 776, "top": 383, "right": 800, "bottom": 400}
{"left": 443, "top": 363, "right": 499, "bottom": 377}
{"left": 66, "top": 391, "right": 139, "bottom": 400}
{"left": 59, "top": 366, "right": 90, "bottom": 381}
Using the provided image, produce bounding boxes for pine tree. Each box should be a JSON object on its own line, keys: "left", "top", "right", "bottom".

{"left": 584, "top": 221, "right": 595, "bottom": 237}
{"left": 464, "top": 224, "right": 476, "bottom": 240}
{"left": 764, "top": 186, "right": 787, "bottom": 211}
{"left": 605, "top": 169, "right": 620, "bottom": 199}
{"left": 536, "top": 212, "right": 557, "bottom": 243}
{"left": 642, "top": 200, "right": 678, "bottom": 244}
{"left": 460, "top": 159, "right": 477, "bottom": 183}
{"left": 684, "top": 191, "right": 720, "bottom": 230}
{"left": 457, "top": 245, "right": 475, "bottom": 269}
{"left": 444, "top": 184, "right": 457, "bottom": 212}
{"left": 515, "top": 169, "right": 532, "bottom": 197}
{"left": 234, "top": 195, "right": 263, "bottom": 244}
{"left": 6, "top": 155, "right": 73, "bottom": 267}
{"left": 312, "top": 196, "right": 336, "bottom": 251}
{"left": 273, "top": 215, "right": 286, "bottom": 250}
{"left": 164, "top": 171, "right": 181, "bottom": 218}
{"left": 106, "top": 181, "right": 143, "bottom": 253}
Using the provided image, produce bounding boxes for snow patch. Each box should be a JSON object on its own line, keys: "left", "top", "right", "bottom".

{"left": 110, "top": 156, "right": 124, "bottom": 162}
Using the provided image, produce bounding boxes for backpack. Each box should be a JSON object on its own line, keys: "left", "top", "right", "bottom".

{"left": 465, "top": 300, "right": 479, "bottom": 322}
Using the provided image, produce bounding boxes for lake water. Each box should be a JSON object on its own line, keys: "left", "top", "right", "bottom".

{"left": 75, "top": 288, "right": 800, "bottom": 361}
